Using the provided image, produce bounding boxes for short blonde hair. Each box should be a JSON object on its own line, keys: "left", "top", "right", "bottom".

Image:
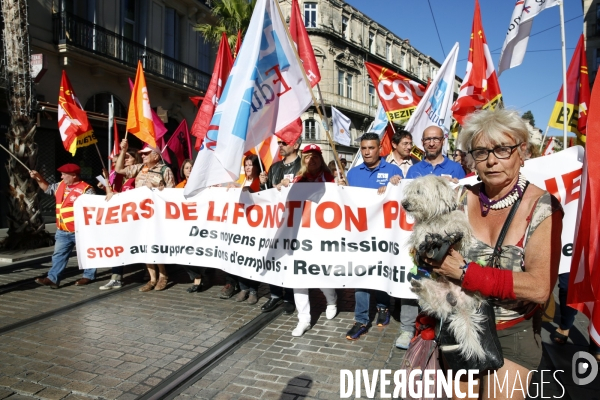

{"left": 458, "top": 109, "right": 529, "bottom": 155}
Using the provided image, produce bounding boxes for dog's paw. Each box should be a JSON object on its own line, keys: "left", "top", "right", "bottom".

{"left": 444, "top": 231, "right": 465, "bottom": 246}
{"left": 417, "top": 233, "right": 445, "bottom": 257}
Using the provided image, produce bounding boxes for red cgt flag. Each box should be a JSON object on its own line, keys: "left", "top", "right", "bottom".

{"left": 289, "top": 0, "right": 320, "bottom": 87}
{"left": 58, "top": 70, "right": 97, "bottom": 155}
{"left": 365, "top": 62, "right": 425, "bottom": 124}
{"left": 451, "top": 0, "right": 502, "bottom": 126}
{"left": 568, "top": 64, "right": 600, "bottom": 347}
{"left": 547, "top": 34, "right": 590, "bottom": 146}
{"left": 191, "top": 32, "right": 233, "bottom": 151}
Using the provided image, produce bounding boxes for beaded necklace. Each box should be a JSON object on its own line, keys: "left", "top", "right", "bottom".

{"left": 479, "top": 174, "right": 527, "bottom": 216}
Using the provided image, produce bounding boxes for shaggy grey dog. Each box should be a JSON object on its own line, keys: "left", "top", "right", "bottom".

{"left": 401, "top": 175, "right": 487, "bottom": 362}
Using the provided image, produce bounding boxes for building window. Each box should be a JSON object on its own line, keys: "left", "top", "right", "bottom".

{"left": 418, "top": 61, "right": 423, "bottom": 80}
{"left": 304, "top": 118, "right": 318, "bottom": 140}
{"left": 122, "top": 0, "right": 136, "bottom": 40}
{"left": 338, "top": 70, "right": 345, "bottom": 96}
{"left": 197, "top": 33, "right": 211, "bottom": 73}
{"left": 85, "top": 93, "right": 127, "bottom": 117}
{"left": 164, "top": 7, "right": 180, "bottom": 60}
{"left": 342, "top": 16, "right": 349, "bottom": 39}
{"left": 368, "top": 32, "right": 374, "bottom": 52}
{"left": 304, "top": 3, "right": 317, "bottom": 28}
{"left": 401, "top": 52, "right": 406, "bottom": 70}
{"left": 346, "top": 74, "right": 353, "bottom": 99}
{"left": 386, "top": 42, "right": 392, "bottom": 62}
{"left": 368, "top": 85, "right": 376, "bottom": 107}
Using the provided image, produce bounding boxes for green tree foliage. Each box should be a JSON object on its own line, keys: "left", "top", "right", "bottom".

{"left": 522, "top": 110, "right": 535, "bottom": 127}
{"left": 196, "top": 0, "right": 257, "bottom": 53}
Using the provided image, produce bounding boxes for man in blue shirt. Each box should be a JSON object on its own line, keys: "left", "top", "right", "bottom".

{"left": 341, "top": 132, "right": 402, "bottom": 340}
{"left": 406, "top": 126, "right": 466, "bottom": 180}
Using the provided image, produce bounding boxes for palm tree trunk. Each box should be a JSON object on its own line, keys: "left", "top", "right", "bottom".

{"left": 1, "top": 0, "right": 52, "bottom": 249}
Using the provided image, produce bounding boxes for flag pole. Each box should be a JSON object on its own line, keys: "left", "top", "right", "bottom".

{"left": 108, "top": 97, "right": 114, "bottom": 171}
{"left": 559, "top": 0, "right": 568, "bottom": 149}
{"left": 0, "top": 143, "right": 32, "bottom": 173}
{"left": 274, "top": 0, "right": 347, "bottom": 183}
{"left": 540, "top": 126, "right": 550, "bottom": 152}
{"left": 254, "top": 146, "right": 265, "bottom": 173}
{"left": 93, "top": 143, "right": 107, "bottom": 171}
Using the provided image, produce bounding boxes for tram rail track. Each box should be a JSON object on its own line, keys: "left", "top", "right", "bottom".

{"left": 137, "top": 306, "right": 285, "bottom": 400}
{"left": 0, "top": 269, "right": 145, "bottom": 336}
{"left": 0, "top": 257, "right": 289, "bottom": 400}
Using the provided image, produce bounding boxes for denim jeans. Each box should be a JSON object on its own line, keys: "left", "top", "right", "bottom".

{"left": 48, "top": 230, "right": 95, "bottom": 285}
{"left": 354, "top": 289, "right": 390, "bottom": 325}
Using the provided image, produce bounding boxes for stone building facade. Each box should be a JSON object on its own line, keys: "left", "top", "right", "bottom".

{"left": 278, "top": 0, "right": 461, "bottom": 167}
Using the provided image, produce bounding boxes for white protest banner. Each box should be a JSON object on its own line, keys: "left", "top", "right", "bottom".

{"left": 75, "top": 146, "right": 582, "bottom": 294}
{"left": 76, "top": 182, "right": 416, "bottom": 298}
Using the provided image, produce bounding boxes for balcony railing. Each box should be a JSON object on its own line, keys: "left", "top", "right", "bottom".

{"left": 52, "top": 12, "right": 210, "bottom": 92}
{"left": 320, "top": 91, "right": 377, "bottom": 117}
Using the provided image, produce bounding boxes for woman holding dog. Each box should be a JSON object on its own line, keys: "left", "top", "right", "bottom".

{"left": 427, "top": 109, "right": 563, "bottom": 399}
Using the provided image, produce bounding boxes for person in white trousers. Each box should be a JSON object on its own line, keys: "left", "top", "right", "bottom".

{"left": 292, "top": 288, "right": 338, "bottom": 336}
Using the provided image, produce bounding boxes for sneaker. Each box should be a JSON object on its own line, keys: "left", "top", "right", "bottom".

{"left": 376, "top": 307, "right": 390, "bottom": 326}
{"left": 99, "top": 280, "right": 122, "bottom": 290}
{"left": 219, "top": 284, "right": 237, "bottom": 299}
{"left": 325, "top": 305, "right": 337, "bottom": 320}
{"left": 235, "top": 290, "right": 249, "bottom": 302}
{"left": 395, "top": 330, "right": 413, "bottom": 349}
{"left": 291, "top": 322, "right": 311, "bottom": 337}
{"left": 346, "top": 322, "right": 368, "bottom": 340}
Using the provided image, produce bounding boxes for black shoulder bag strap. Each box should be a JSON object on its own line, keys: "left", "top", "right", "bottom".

{"left": 489, "top": 181, "right": 529, "bottom": 268}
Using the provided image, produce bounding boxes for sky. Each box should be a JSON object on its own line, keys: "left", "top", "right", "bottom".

{"left": 344, "top": 0, "right": 585, "bottom": 138}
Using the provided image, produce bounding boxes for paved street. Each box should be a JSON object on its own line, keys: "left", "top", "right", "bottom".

{"left": 0, "top": 256, "right": 598, "bottom": 400}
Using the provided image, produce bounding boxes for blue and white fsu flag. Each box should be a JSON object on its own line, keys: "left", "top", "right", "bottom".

{"left": 349, "top": 102, "right": 389, "bottom": 170}
{"left": 405, "top": 42, "right": 459, "bottom": 154}
{"left": 331, "top": 106, "right": 351, "bottom": 146}
{"left": 185, "top": 0, "right": 312, "bottom": 197}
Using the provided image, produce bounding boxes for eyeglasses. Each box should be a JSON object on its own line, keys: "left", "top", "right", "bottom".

{"left": 469, "top": 143, "right": 521, "bottom": 161}
{"left": 422, "top": 137, "right": 443, "bottom": 143}
{"left": 277, "top": 141, "right": 288, "bottom": 146}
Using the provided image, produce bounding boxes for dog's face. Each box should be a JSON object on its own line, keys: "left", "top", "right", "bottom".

{"left": 401, "top": 175, "right": 457, "bottom": 222}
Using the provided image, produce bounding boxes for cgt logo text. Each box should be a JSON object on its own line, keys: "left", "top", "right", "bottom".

{"left": 340, "top": 368, "right": 569, "bottom": 399}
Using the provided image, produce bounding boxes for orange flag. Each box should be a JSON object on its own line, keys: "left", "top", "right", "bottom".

{"left": 126, "top": 61, "right": 157, "bottom": 148}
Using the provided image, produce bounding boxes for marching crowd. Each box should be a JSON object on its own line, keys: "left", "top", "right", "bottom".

{"left": 28, "top": 122, "right": 465, "bottom": 347}
{"left": 27, "top": 109, "right": 599, "bottom": 397}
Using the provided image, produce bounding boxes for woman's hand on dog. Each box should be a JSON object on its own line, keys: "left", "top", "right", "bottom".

{"left": 424, "top": 248, "right": 465, "bottom": 281}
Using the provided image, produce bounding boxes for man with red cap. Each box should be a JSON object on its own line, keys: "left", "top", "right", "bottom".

{"left": 29, "top": 163, "right": 96, "bottom": 288}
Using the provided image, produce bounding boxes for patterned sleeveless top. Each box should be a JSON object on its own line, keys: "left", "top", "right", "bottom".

{"left": 456, "top": 185, "right": 563, "bottom": 320}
